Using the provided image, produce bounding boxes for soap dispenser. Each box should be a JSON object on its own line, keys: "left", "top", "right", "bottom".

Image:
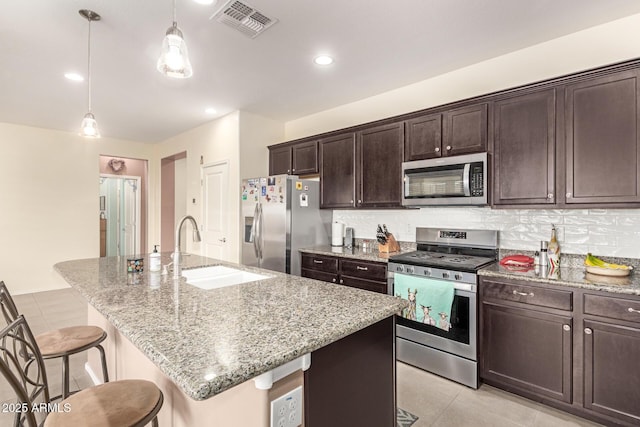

{"left": 149, "top": 245, "right": 161, "bottom": 272}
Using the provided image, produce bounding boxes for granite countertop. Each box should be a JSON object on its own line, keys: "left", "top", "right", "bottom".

{"left": 54, "top": 254, "right": 407, "bottom": 400}
{"left": 479, "top": 263, "right": 640, "bottom": 296}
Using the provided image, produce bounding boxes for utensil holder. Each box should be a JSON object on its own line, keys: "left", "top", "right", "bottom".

{"left": 378, "top": 234, "right": 400, "bottom": 253}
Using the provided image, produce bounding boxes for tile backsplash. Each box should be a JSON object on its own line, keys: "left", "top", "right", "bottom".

{"left": 333, "top": 208, "right": 640, "bottom": 258}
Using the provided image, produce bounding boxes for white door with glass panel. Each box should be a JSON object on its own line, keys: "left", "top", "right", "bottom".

{"left": 202, "top": 162, "right": 230, "bottom": 261}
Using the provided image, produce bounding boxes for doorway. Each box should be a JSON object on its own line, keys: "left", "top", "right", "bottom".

{"left": 161, "top": 152, "right": 187, "bottom": 252}
{"left": 99, "top": 175, "right": 142, "bottom": 256}
{"left": 202, "top": 161, "right": 230, "bottom": 261}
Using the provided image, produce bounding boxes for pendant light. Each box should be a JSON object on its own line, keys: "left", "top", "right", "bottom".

{"left": 79, "top": 9, "right": 101, "bottom": 138}
{"left": 157, "top": 0, "right": 193, "bottom": 78}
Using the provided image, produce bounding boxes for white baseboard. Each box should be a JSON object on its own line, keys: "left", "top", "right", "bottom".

{"left": 84, "top": 362, "right": 103, "bottom": 386}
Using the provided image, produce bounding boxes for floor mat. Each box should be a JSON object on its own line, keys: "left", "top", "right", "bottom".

{"left": 397, "top": 407, "right": 419, "bottom": 427}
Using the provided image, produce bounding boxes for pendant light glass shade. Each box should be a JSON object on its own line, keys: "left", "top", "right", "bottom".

{"left": 157, "top": 23, "right": 193, "bottom": 78}
{"left": 78, "top": 9, "right": 101, "bottom": 138}
{"left": 80, "top": 112, "right": 100, "bottom": 138}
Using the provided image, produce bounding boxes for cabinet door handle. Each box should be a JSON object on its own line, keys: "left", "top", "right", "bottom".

{"left": 287, "top": 169, "right": 290, "bottom": 174}
{"left": 512, "top": 290, "right": 534, "bottom": 297}
{"left": 566, "top": 192, "right": 572, "bottom": 198}
{"left": 313, "top": 260, "right": 323, "bottom": 264}
{"left": 446, "top": 145, "right": 452, "bottom": 151}
{"left": 547, "top": 193, "right": 554, "bottom": 199}
{"left": 332, "top": 278, "right": 336, "bottom": 283}
{"left": 434, "top": 147, "right": 440, "bottom": 153}
{"left": 584, "top": 328, "right": 593, "bottom": 335}
{"left": 358, "top": 200, "right": 362, "bottom": 204}
{"left": 356, "top": 266, "right": 368, "bottom": 271}
{"left": 563, "top": 324, "right": 571, "bottom": 332}
{"left": 218, "top": 238, "right": 226, "bottom": 242}
{"left": 292, "top": 168, "right": 296, "bottom": 172}
{"left": 628, "top": 307, "right": 640, "bottom": 314}
{"left": 340, "top": 279, "right": 344, "bottom": 284}
{"left": 350, "top": 199, "right": 354, "bottom": 203}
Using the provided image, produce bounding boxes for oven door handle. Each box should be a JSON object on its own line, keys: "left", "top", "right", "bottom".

{"left": 389, "top": 272, "right": 476, "bottom": 293}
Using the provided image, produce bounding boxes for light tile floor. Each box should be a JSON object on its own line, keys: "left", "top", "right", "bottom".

{"left": 0, "top": 289, "right": 604, "bottom": 427}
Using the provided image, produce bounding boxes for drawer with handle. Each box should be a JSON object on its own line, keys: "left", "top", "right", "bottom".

{"left": 301, "top": 268, "right": 339, "bottom": 284}
{"left": 584, "top": 293, "right": 640, "bottom": 324}
{"left": 340, "top": 259, "right": 387, "bottom": 282}
{"left": 301, "top": 254, "right": 338, "bottom": 273}
{"left": 480, "top": 279, "right": 572, "bottom": 311}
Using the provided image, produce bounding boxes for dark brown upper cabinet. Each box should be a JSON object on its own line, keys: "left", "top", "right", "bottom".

{"left": 319, "top": 123, "right": 403, "bottom": 209}
{"left": 404, "top": 104, "right": 487, "bottom": 161}
{"left": 493, "top": 89, "right": 556, "bottom": 206}
{"left": 357, "top": 122, "right": 404, "bottom": 208}
{"left": 404, "top": 113, "right": 442, "bottom": 160}
{"left": 319, "top": 133, "right": 356, "bottom": 208}
{"left": 268, "top": 140, "right": 319, "bottom": 176}
{"left": 565, "top": 69, "right": 640, "bottom": 205}
{"left": 269, "top": 145, "right": 291, "bottom": 175}
{"left": 443, "top": 103, "right": 488, "bottom": 157}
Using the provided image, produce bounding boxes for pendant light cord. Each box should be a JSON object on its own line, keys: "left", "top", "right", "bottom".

{"left": 87, "top": 17, "right": 92, "bottom": 113}
{"left": 173, "top": 0, "right": 177, "bottom": 26}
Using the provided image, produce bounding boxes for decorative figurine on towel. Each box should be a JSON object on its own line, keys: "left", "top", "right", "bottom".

{"left": 405, "top": 288, "right": 417, "bottom": 321}
{"left": 421, "top": 305, "right": 436, "bottom": 326}
{"left": 438, "top": 312, "right": 450, "bottom": 331}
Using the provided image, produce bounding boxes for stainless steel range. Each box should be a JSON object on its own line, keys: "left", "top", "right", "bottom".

{"left": 388, "top": 227, "right": 498, "bottom": 388}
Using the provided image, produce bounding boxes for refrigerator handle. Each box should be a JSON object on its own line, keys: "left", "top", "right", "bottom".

{"left": 257, "top": 203, "right": 264, "bottom": 260}
{"left": 251, "top": 203, "right": 259, "bottom": 258}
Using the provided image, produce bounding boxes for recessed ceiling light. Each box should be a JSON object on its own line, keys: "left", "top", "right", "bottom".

{"left": 314, "top": 55, "right": 334, "bottom": 66}
{"left": 205, "top": 108, "right": 217, "bottom": 114}
{"left": 64, "top": 72, "right": 84, "bottom": 81}
{"left": 193, "top": 0, "right": 216, "bottom": 4}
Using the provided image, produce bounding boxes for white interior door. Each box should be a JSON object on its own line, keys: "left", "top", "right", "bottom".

{"left": 202, "top": 162, "right": 230, "bottom": 261}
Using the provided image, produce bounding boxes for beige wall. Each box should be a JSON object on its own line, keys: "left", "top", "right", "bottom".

{"left": 151, "top": 112, "right": 241, "bottom": 262}
{"left": 0, "top": 123, "right": 153, "bottom": 294}
{"left": 238, "top": 111, "right": 284, "bottom": 180}
{"left": 285, "top": 13, "right": 640, "bottom": 140}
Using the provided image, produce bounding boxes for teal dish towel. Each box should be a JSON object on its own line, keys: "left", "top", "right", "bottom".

{"left": 395, "top": 273, "right": 455, "bottom": 331}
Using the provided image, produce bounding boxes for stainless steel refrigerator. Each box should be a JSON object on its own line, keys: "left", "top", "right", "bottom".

{"left": 241, "top": 175, "right": 331, "bottom": 276}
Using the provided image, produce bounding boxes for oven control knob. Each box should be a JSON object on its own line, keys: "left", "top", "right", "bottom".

{"left": 406, "top": 266, "right": 414, "bottom": 274}
{"left": 442, "top": 272, "right": 450, "bottom": 279}
{"left": 454, "top": 273, "right": 463, "bottom": 281}
{"left": 396, "top": 265, "right": 404, "bottom": 272}
{"left": 424, "top": 269, "right": 432, "bottom": 276}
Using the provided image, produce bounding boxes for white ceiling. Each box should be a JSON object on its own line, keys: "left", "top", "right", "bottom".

{"left": 3, "top": 1, "right": 640, "bottom": 143}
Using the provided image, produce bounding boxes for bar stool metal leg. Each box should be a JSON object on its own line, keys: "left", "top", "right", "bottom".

{"left": 96, "top": 344, "right": 109, "bottom": 382}
{"left": 62, "top": 355, "right": 70, "bottom": 400}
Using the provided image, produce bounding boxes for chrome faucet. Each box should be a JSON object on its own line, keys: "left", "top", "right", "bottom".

{"left": 173, "top": 215, "right": 202, "bottom": 278}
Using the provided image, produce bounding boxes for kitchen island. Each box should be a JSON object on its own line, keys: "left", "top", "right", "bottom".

{"left": 55, "top": 254, "right": 407, "bottom": 427}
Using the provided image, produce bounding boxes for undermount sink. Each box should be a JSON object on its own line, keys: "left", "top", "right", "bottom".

{"left": 181, "top": 266, "right": 270, "bottom": 290}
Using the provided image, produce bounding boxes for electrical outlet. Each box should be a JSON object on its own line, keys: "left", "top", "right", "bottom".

{"left": 270, "top": 386, "right": 302, "bottom": 427}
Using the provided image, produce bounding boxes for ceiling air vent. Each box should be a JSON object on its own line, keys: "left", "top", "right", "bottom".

{"left": 210, "top": 0, "right": 278, "bottom": 39}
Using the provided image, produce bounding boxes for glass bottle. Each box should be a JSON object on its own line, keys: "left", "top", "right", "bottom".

{"left": 548, "top": 224, "right": 561, "bottom": 269}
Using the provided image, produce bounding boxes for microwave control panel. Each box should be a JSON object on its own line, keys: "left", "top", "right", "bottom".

{"left": 470, "top": 162, "right": 483, "bottom": 196}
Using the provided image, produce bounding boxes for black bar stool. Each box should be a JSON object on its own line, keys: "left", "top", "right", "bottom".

{"left": 1, "top": 315, "right": 163, "bottom": 427}
{"left": 0, "top": 281, "right": 109, "bottom": 399}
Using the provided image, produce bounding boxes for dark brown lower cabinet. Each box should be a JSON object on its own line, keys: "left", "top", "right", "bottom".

{"left": 301, "top": 253, "right": 388, "bottom": 294}
{"left": 480, "top": 277, "right": 640, "bottom": 426}
{"left": 481, "top": 300, "right": 572, "bottom": 403}
{"left": 583, "top": 319, "right": 640, "bottom": 425}
{"left": 305, "top": 316, "right": 396, "bottom": 427}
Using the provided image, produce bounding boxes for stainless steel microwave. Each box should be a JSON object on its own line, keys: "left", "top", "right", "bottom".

{"left": 402, "top": 152, "right": 488, "bottom": 206}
